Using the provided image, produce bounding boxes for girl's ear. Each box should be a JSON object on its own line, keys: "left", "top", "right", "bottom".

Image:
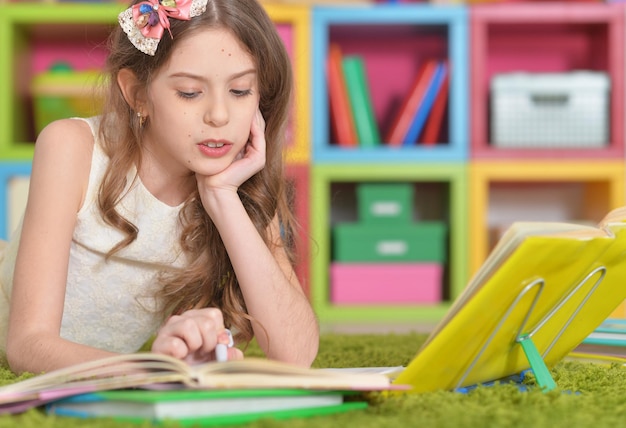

{"left": 117, "top": 68, "right": 147, "bottom": 112}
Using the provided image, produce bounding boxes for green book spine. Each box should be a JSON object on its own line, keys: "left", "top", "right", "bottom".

{"left": 342, "top": 56, "right": 381, "bottom": 147}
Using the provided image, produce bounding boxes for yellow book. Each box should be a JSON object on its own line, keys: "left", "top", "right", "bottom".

{"left": 393, "top": 206, "right": 626, "bottom": 392}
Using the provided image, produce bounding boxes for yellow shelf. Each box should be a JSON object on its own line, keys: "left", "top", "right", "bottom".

{"left": 469, "top": 160, "right": 626, "bottom": 276}
{"left": 264, "top": 4, "right": 311, "bottom": 165}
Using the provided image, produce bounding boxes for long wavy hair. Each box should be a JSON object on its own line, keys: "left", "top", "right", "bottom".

{"left": 98, "top": 0, "right": 298, "bottom": 343}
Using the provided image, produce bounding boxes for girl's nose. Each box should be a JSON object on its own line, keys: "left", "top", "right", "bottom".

{"left": 204, "top": 97, "right": 229, "bottom": 127}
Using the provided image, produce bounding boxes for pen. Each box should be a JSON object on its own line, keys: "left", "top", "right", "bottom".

{"left": 215, "top": 329, "right": 234, "bottom": 363}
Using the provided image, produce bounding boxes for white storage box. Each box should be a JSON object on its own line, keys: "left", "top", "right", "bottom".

{"left": 491, "top": 72, "right": 610, "bottom": 148}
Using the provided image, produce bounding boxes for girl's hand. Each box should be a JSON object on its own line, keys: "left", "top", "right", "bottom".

{"left": 197, "top": 109, "right": 266, "bottom": 195}
{"left": 151, "top": 308, "right": 243, "bottom": 365}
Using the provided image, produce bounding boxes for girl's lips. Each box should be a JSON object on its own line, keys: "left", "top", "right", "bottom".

{"left": 197, "top": 141, "right": 233, "bottom": 158}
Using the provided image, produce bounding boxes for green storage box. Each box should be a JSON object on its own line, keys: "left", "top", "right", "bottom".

{"left": 357, "top": 183, "right": 414, "bottom": 224}
{"left": 333, "top": 222, "right": 447, "bottom": 263}
{"left": 31, "top": 65, "right": 103, "bottom": 134}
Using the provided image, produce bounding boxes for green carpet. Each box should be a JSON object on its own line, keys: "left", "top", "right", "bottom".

{"left": 1, "top": 332, "right": 626, "bottom": 427}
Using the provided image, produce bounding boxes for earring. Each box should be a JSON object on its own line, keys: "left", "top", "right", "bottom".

{"left": 137, "top": 111, "right": 146, "bottom": 128}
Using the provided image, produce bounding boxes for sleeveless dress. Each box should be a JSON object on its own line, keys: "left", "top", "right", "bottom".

{"left": 0, "top": 116, "right": 187, "bottom": 355}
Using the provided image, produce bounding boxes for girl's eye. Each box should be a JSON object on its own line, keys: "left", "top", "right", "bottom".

{"left": 231, "top": 89, "right": 253, "bottom": 97}
{"left": 177, "top": 91, "right": 199, "bottom": 99}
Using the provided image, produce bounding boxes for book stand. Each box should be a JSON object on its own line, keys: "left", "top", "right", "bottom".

{"left": 455, "top": 266, "right": 607, "bottom": 392}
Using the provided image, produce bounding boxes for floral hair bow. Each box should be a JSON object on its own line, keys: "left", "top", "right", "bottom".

{"left": 119, "top": 0, "right": 209, "bottom": 56}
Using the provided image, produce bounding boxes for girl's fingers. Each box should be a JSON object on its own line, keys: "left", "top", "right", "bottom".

{"left": 196, "top": 109, "right": 266, "bottom": 195}
{"left": 247, "top": 109, "right": 266, "bottom": 156}
{"left": 152, "top": 309, "right": 227, "bottom": 361}
{"left": 228, "top": 347, "right": 244, "bottom": 361}
{"left": 152, "top": 335, "right": 191, "bottom": 360}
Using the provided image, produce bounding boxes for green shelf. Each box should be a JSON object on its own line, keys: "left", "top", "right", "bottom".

{"left": 310, "top": 163, "right": 469, "bottom": 324}
{"left": 0, "top": 3, "right": 119, "bottom": 160}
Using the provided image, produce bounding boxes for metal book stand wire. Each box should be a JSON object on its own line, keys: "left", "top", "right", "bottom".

{"left": 455, "top": 266, "right": 607, "bottom": 392}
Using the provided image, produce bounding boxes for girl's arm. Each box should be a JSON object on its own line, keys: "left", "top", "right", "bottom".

{"left": 196, "top": 110, "right": 319, "bottom": 367}
{"left": 208, "top": 194, "right": 318, "bottom": 366}
{"left": 7, "top": 120, "right": 242, "bottom": 374}
{"left": 6, "top": 119, "right": 118, "bottom": 374}
{"left": 201, "top": 193, "right": 319, "bottom": 367}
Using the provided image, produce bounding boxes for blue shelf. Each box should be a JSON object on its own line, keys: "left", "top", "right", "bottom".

{"left": 312, "top": 4, "right": 469, "bottom": 163}
{"left": 0, "top": 162, "right": 32, "bottom": 240}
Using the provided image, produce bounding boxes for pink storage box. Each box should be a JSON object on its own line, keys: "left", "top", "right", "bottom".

{"left": 330, "top": 263, "right": 442, "bottom": 305}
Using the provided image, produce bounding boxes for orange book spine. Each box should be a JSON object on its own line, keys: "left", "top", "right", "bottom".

{"left": 420, "top": 63, "right": 449, "bottom": 145}
{"left": 327, "top": 44, "right": 358, "bottom": 147}
{"left": 385, "top": 60, "right": 437, "bottom": 146}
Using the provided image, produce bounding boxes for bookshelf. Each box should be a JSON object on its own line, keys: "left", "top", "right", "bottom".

{"left": 0, "top": 2, "right": 624, "bottom": 323}
{"left": 310, "top": 4, "right": 470, "bottom": 324}
{"left": 309, "top": 2, "right": 626, "bottom": 325}
{"left": 466, "top": 2, "right": 626, "bottom": 320}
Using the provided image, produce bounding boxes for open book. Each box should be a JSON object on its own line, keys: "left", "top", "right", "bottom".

{"left": 392, "top": 206, "right": 626, "bottom": 392}
{"left": 0, "top": 353, "right": 394, "bottom": 414}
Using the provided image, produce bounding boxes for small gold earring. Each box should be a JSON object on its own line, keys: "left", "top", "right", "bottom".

{"left": 137, "top": 111, "right": 146, "bottom": 128}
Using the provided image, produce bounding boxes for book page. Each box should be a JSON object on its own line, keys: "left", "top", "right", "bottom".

{"left": 0, "top": 353, "right": 189, "bottom": 406}
{"left": 599, "top": 206, "right": 626, "bottom": 226}
{"left": 190, "top": 358, "right": 393, "bottom": 390}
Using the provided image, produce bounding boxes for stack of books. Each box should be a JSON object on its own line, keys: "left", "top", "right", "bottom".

{"left": 0, "top": 354, "right": 395, "bottom": 424}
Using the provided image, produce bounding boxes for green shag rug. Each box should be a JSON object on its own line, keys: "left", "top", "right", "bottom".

{"left": 1, "top": 332, "right": 626, "bottom": 428}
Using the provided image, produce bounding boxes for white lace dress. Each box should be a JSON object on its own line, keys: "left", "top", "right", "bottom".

{"left": 0, "top": 116, "right": 187, "bottom": 356}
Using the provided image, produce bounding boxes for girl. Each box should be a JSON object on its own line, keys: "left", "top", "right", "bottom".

{"left": 0, "top": 0, "right": 319, "bottom": 374}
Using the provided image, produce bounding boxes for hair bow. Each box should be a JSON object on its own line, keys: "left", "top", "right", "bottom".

{"left": 118, "top": 0, "right": 208, "bottom": 56}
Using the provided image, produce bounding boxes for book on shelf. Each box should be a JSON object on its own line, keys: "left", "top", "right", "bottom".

{"left": 390, "top": 206, "right": 626, "bottom": 392}
{"left": 574, "top": 318, "right": 626, "bottom": 357}
{"left": 46, "top": 388, "right": 367, "bottom": 425}
{"left": 385, "top": 60, "right": 438, "bottom": 146}
{"left": 420, "top": 62, "right": 449, "bottom": 145}
{"left": 327, "top": 43, "right": 358, "bottom": 147}
{"left": 401, "top": 61, "right": 447, "bottom": 146}
{"left": 342, "top": 55, "right": 381, "bottom": 147}
{"left": 0, "top": 354, "right": 394, "bottom": 415}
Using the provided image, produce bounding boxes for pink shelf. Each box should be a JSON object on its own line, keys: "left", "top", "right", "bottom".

{"left": 286, "top": 164, "right": 310, "bottom": 296}
{"left": 470, "top": 2, "right": 625, "bottom": 159}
